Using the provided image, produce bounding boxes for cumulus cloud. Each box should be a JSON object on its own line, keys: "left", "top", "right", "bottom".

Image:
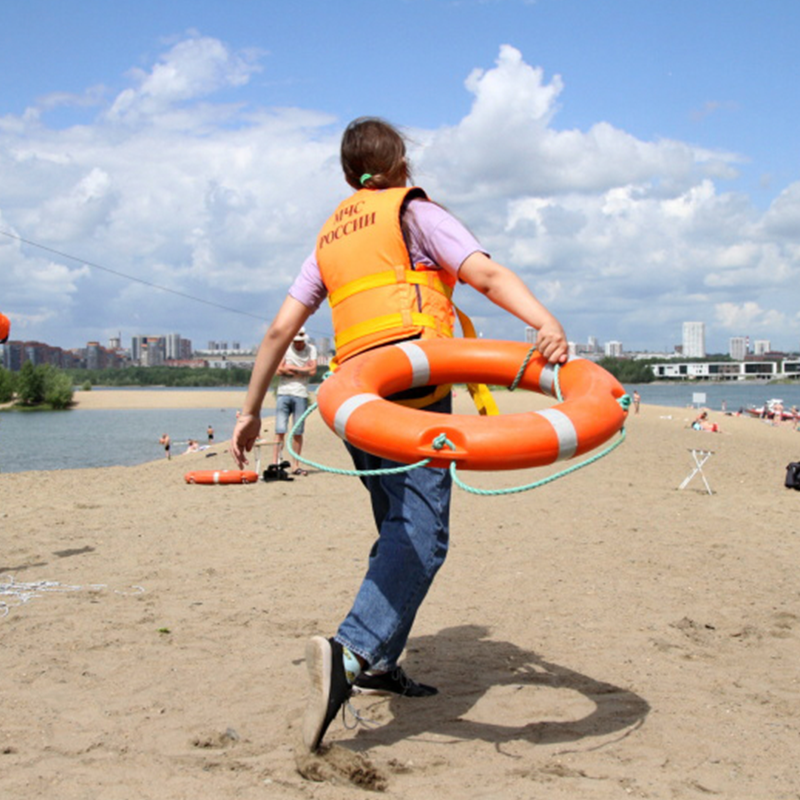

{"left": 0, "top": 38, "right": 798, "bottom": 352}
{"left": 715, "top": 301, "right": 787, "bottom": 333}
{"left": 108, "top": 34, "right": 262, "bottom": 123}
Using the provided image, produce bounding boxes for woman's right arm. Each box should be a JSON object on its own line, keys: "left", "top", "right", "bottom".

{"left": 458, "top": 252, "right": 568, "bottom": 364}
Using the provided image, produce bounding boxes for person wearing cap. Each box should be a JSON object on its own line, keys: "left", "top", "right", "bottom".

{"left": 273, "top": 327, "right": 318, "bottom": 474}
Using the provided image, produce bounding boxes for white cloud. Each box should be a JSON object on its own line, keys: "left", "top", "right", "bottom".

{"left": 715, "top": 301, "right": 787, "bottom": 332}
{"left": 108, "top": 34, "right": 262, "bottom": 123}
{"left": 0, "top": 38, "right": 798, "bottom": 353}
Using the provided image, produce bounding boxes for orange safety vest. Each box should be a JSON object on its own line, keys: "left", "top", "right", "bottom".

{"left": 316, "top": 186, "right": 456, "bottom": 365}
{"left": 316, "top": 186, "right": 498, "bottom": 415}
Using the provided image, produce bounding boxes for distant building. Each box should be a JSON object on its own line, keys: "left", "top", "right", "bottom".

{"left": 524, "top": 326, "right": 537, "bottom": 345}
{"left": 753, "top": 339, "right": 771, "bottom": 356}
{"left": 165, "top": 333, "right": 182, "bottom": 360}
{"left": 1, "top": 340, "right": 80, "bottom": 371}
{"left": 729, "top": 336, "right": 748, "bottom": 361}
{"left": 84, "top": 341, "right": 123, "bottom": 370}
{"left": 605, "top": 340, "right": 623, "bottom": 357}
{"left": 140, "top": 337, "right": 166, "bottom": 367}
{"left": 682, "top": 322, "right": 706, "bottom": 358}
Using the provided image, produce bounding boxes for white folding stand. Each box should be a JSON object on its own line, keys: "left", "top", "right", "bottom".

{"left": 679, "top": 449, "right": 714, "bottom": 494}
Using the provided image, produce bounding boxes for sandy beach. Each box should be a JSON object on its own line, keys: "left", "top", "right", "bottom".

{"left": 2, "top": 389, "right": 800, "bottom": 798}
{"left": 70, "top": 388, "right": 251, "bottom": 410}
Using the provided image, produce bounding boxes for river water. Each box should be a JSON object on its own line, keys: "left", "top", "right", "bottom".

{"left": 1, "top": 382, "right": 798, "bottom": 474}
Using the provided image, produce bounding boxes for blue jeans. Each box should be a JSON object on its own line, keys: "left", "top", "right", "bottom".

{"left": 335, "top": 394, "right": 452, "bottom": 671}
{"left": 275, "top": 394, "right": 309, "bottom": 435}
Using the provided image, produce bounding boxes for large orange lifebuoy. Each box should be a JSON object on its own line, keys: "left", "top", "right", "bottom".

{"left": 0, "top": 312, "right": 10, "bottom": 344}
{"left": 316, "top": 339, "right": 628, "bottom": 471}
{"left": 184, "top": 470, "right": 259, "bottom": 485}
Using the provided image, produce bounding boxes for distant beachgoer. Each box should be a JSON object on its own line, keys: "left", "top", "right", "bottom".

{"left": 692, "top": 410, "right": 720, "bottom": 433}
{"left": 184, "top": 439, "right": 199, "bottom": 454}
{"left": 273, "top": 327, "right": 317, "bottom": 476}
{"left": 159, "top": 433, "right": 171, "bottom": 460}
{"left": 632, "top": 390, "right": 641, "bottom": 414}
{"left": 207, "top": 424, "right": 214, "bottom": 443}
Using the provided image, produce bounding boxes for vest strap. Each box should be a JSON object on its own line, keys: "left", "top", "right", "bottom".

{"left": 454, "top": 305, "right": 500, "bottom": 417}
{"left": 334, "top": 312, "right": 449, "bottom": 352}
{"left": 328, "top": 268, "right": 453, "bottom": 309}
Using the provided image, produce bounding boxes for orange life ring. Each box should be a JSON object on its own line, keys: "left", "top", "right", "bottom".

{"left": 184, "top": 470, "right": 259, "bottom": 485}
{"left": 316, "top": 339, "right": 628, "bottom": 471}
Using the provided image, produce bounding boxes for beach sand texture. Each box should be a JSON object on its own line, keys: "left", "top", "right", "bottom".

{"left": 2, "top": 391, "right": 800, "bottom": 799}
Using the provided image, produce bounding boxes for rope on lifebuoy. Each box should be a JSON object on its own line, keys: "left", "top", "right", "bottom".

{"left": 286, "top": 341, "right": 630, "bottom": 494}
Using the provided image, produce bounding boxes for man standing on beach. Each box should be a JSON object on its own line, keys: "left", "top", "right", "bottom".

{"left": 159, "top": 433, "right": 171, "bottom": 460}
{"left": 273, "top": 328, "right": 317, "bottom": 475}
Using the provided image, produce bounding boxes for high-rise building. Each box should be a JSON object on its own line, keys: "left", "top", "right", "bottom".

{"left": 131, "top": 335, "right": 147, "bottom": 363}
{"left": 605, "top": 340, "right": 623, "bottom": 357}
{"left": 729, "top": 336, "right": 748, "bottom": 361}
{"left": 165, "top": 333, "right": 182, "bottom": 360}
{"left": 753, "top": 339, "right": 771, "bottom": 356}
{"left": 524, "top": 326, "right": 537, "bottom": 345}
{"left": 682, "top": 322, "right": 706, "bottom": 358}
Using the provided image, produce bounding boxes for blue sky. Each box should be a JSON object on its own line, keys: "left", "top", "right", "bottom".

{"left": 1, "top": 0, "right": 799, "bottom": 354}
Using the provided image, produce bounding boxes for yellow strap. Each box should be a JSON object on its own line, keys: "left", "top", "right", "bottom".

{"left": 329, "top": 268, "right": 452, "bottom": 308}
{"left": 334, "top": 312, "right": 445, "bottom": 351}
{"left": 330, "top": 298, "right": 498, "bottom": 417}
{"left": 466, "top": 382, "right": 500, "bottom": 416}
{"left": 454, "top": 305, "right": 499, "bottom": 416}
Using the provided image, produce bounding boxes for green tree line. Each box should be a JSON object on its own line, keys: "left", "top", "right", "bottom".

{"left": 0, "top": 363, "right": 74, "bottom": 409}
{"left": 65, "top": 365, "right": 329, "bottom": 387}
{"left": 66, "top": 365, "right": 255, "bottom": 387}
{"left": 596, "top": 357, "right": 657, "bottom": 383}
{"left": 0, "top": 363, "right": 331, "bottom": 410}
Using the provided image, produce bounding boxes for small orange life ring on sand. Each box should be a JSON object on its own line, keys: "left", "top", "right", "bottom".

{"left": 316, "top": 339, "right": 628, "bottom": 471}
{"left": 184, "top": 470, "right": 258, "bottom": 485}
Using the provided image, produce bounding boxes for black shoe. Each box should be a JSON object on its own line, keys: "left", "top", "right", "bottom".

{"left": 302, "top": 637, "right": 353, "bottom": 752}
{"left": 354, "top": 666, "right": 438, "bottom": 698}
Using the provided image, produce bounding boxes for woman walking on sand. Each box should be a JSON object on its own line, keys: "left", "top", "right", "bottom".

{"left": 230, "top": 117, "right": 567, "bottom": 753}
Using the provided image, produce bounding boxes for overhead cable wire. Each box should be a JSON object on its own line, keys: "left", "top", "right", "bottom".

{"left": 0, "top": 228, "right": 269, "bottom": 323}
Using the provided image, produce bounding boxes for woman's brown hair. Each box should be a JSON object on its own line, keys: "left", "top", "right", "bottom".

{"left": 340, "top": 117, "right": 411, "bottom": 190}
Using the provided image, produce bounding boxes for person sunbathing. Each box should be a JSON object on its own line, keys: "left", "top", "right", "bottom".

{"left": 692, "top": 410, "right": 720, "bottom": 433}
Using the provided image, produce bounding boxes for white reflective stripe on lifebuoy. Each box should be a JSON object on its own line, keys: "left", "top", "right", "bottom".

{"left": 394, "top": 341, "right": 430, "bottom": 387}
{"left": 213, "top": 471, "right": 221, "bottom": 484}
{"left": 334, "top": 393, "right": 382, "bottom": 439}
{"left": 535, "top": 408, "right": 579, "bottom": 460}
{"left": 538, "top": 363, "right": 556, "bottom": 396}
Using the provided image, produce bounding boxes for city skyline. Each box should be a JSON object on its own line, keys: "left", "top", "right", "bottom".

{"left": 5, "top": 319, "right": 796, "bottom": 370}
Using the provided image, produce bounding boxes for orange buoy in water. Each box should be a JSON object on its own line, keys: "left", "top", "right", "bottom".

{"left": 0, "top": 313, "right": 10, "bottom": 344}
{"left": 184, "top": 470, "right": 259, "bottom": 485}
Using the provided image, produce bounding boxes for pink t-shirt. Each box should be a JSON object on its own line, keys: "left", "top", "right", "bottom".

{"left": 288, "top": 197, "right": 486, "bottom": 311}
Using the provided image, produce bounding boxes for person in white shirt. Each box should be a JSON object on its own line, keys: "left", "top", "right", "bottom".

{"left": 273, "top": 328, "right": 317, "bottom": 475}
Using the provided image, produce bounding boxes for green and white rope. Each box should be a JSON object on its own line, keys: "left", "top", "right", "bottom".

{"left": 285, "top": 359, "right": 631, "bottom": 494}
